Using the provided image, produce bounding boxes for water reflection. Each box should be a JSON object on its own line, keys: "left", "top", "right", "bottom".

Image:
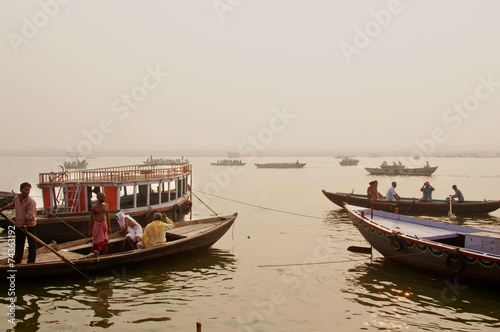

{"left": 344, "top": 259, "right": 500, "bottom": 331}
{"left": 2, "top": 248, "right": 237, "bottom": 331}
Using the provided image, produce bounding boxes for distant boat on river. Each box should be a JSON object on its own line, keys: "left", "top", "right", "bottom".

{"left": 143, "top": 155, "right": 189, "bottom": 165}
{"left": 210, "top": 159, "right": 246, "bottom": 166}
{"left": 254, "top": 160, "right": 306, "bottom": 169}
{"left": 63, "top": 158, "right": 88, "bottom": 170}
{"left": 339, "top": 157, "right": 359, "bottom": 166}
{"left": 365, "top": 161, "right": 437, "bottom": 176}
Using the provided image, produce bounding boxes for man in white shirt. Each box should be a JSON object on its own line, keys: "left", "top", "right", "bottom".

{"left": 386, "top": 181, "right": 401, "bottom": 201}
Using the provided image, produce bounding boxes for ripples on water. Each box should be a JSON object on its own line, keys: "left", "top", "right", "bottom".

{"left": 2, "top": 156, "right": 500, "bottom": 331}
{"left": 343, "top": 259, "right": 500, "bottom": 331}
{"left": 2, "top": 249, "right": 237, "bottom": 331}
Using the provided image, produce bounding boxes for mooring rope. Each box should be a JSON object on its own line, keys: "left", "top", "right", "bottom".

{"left": 191, "top": 191, "right": 218, "bottom": 215}
{"left": 192, "top": 189, "right": 324, "bottom": 220}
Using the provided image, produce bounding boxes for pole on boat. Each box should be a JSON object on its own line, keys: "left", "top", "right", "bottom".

{"left": 448, "top": 195, "right": 456, "bottom": 219}
{"left": 48, "top": 212, "right": 88, "bottom": 238}
{"left": 0, "top": 212, "right": 95, "bottom": 284}
{"left": 196, "top": 321, "right": 202, "bottom": 332}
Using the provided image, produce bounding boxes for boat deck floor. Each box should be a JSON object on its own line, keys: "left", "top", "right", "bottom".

{"left": 369, "top": 214, "right": 462, "bottom": 241}
{"left": 167, "top": 220, "right": 222, "bottom": 238}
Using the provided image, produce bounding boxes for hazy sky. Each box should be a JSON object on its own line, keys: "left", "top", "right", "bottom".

{"left": 1, "top": 1, "right": 500, "bottom": 157}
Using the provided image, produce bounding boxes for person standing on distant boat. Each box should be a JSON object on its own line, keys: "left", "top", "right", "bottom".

{"left": 367, "top": 181, "right": 383, "bottom": 200}
{"left": 385, "top": 181, "right": 401, "bottom": 201}
{"left": 89, "top": 192, "right": 111, "bottom": 254}
{"left": 0, "top": 182, "right": 37, "bottom": 263}
{"left": 450, "top": 185, "right": 465, "bottom": 203}
{"left": 419, "top": 181, "right": 434, "bottom": 202}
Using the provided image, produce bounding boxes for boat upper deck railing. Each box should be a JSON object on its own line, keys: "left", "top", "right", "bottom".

{"left": 38, "top": 164, "right": 191, "bottom": 185}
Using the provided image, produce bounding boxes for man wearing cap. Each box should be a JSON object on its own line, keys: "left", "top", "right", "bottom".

{"left": 116, "top": 212, "right": 143, "bottom": 249}
{"left": 141, "top": 213, "right": 175, "bottom": 249}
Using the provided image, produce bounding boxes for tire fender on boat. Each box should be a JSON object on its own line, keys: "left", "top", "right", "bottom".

{"left": 446, "top": 249, "right": 466, "bottom": 275}
{"left": 172, "top": 204, "right": 182, "bottom": 222}
{"left": 144, "top": 209, "right": 159, "bottom": 226}
{"left": 390, "top": 232, "right": 403, "bottom": 251}
{"left": 183, "top": 200, "right": 192, "bottom": 214}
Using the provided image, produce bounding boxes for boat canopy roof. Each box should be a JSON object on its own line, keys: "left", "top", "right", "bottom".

{"left": 38, "top": 164, "right": 191, "bottom": 188}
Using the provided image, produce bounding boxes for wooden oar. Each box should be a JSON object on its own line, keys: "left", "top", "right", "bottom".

{"left": 348, "top": 246, "right": 372, "bottom": 254}
{"left": 0, "top": 212, "right": 94, "bottom": 283}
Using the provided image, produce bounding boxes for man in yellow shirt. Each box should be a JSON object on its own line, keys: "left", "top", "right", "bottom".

{"left": 141, "top": 213, "right": 175, "bottom": 249}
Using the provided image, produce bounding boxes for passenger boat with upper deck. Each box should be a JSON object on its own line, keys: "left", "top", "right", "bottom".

{"left": 0, "top": 164, "right": 193, "bottom": 243}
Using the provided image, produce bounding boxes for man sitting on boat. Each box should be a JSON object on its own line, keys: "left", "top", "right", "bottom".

{"left": 448, "top": 185, "right": 465, "bottom": 203}
{"left": 141, "top": 213, "right": 175, "bottom": 249}
{"left": 385, "top": 181, "right": 401, "bottom": 201}
{"left": 116, "top": 212, "right": 143, "bottom": 250}
{"left": 367, "top": 181, "right": 383, "bottom": 200}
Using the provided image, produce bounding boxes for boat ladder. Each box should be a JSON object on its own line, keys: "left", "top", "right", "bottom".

{"left": 56, "top": 183, "right": 82, "bottom": 213}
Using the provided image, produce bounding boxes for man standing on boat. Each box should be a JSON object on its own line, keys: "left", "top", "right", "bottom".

{"left": 89, "top": 192, "right": 111, "bottom": 254}
{"left": 385, "top": 181, "right": 401, "bottom": 201}
{"left": 0, "top": 182, "right": 37, "bottom": 263}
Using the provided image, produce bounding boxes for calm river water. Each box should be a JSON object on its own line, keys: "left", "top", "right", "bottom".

{"left": 0, "top": 156, "right": 499, "bottom": 331}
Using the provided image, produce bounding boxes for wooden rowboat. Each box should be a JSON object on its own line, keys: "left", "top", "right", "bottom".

{"left": 0, "top": 214, "right": 237, "bottom": 279}
{"left": 365, "top": 162, "right": 437, "bottom": 176}
{"left": 254, "top": 161, "right": 306, "bottom": 169}
{"left": 322, "top": 190, "right": 500, "bottom": 215}
{"left": 344, "top": 204, "right": 500, "bottom": 283}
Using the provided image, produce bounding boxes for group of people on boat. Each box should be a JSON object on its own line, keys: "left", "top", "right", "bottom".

{"left": 380, "top": 161, "right": 431, "bottom": 168}
{"left": 367, "top": 180, "right": 464, "bottom": 202}
{"left": 0, "top": 182, "right": 178, "bottom": 264}
{"left": 89, "top": 192, "right": 176, "bottom": 255}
